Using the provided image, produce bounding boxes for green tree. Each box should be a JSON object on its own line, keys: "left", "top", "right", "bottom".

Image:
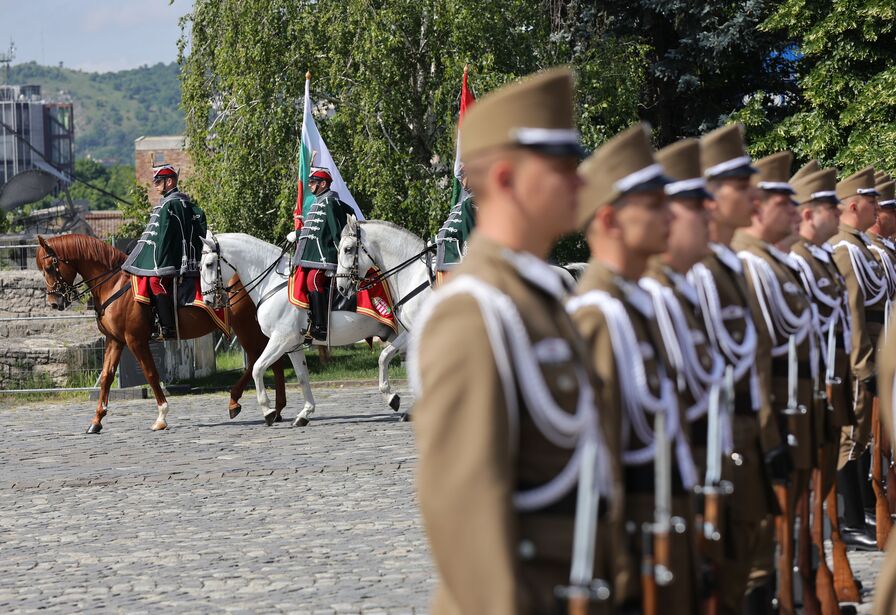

{"left": 736, "top": 0, "right": 896, "bottom": 173}
{"left": 179, "top": 0, "right": 647, "bottom": 253}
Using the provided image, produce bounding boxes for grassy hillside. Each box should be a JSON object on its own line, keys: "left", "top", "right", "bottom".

{"left": 8, "top": 62, "right": 184, "bottom": 164}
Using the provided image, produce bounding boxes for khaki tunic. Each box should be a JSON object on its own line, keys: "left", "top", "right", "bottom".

{"left": 872, "top": 323, "right": 896, "bottom": 614}
{"left": 830, "top": 224, "right": 887, "bottom": 463}
{"left": 413, "top": 233, "right": 621, "bottom": 615}
{"left": 732, "top": 231, "right": 817, "bottom": 471}
{"left": 571, "top": 260, "right": 698, "bottom": 613}
{"left": 690, "top": 245, "right": 778, "bottom": 614}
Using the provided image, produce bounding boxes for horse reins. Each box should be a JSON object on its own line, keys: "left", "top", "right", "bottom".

{"left": 203, "top": 234, "right": 291, "bottom": 310}
{"left": 40, "top": 248, "right": 123, "bottom": 308}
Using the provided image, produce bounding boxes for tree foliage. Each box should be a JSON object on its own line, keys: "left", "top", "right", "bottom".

{"left": 736, "top": 0, "right": 896, "bottom": 173}
{"left": 179, "top": 0, "right": 647, "bottom": 249}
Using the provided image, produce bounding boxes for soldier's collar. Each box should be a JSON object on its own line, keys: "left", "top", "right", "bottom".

{"left": 501, "top": 248, "right": 566, "bottom": 300}
{"left": 709, "top": 242, "right": 743, "bottom": 273}
{"left": 616, "top": 276, "right": 655, "bottom": 318}
{"left": 765, "top": 243, "right": 799, "bottom": 270}
{"left": 806, "top": 242, "right": 831, "bottom": 263}
{"left": 663, "top": 266, "right": 699, "bottom": 306}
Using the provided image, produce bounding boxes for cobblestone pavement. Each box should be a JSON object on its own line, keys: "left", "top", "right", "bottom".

{"left": 0, "top": 385, "right": 887, "bottom": 613}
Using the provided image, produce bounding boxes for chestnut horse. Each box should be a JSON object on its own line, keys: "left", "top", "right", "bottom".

{"left": 35, "top": 234, "right": 286, "bottom": 433}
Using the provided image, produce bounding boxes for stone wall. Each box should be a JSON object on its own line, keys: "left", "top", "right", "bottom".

{"left": 0, "top": 270, "right": 103, "bottom": 389}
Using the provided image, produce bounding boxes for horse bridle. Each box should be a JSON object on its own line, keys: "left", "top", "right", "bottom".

{"left": 335, "top": 223, "right": 437, "bottom": 309}
{"left": 201, "top": 233, "right": 290, "bottom": 310}
{"left": 40, "top": 243, "right": 121, "bottom": 308}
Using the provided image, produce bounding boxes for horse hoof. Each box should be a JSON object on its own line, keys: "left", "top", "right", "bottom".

{"left": 151, "top": 421, "right": 168, "bottom": 431}
{"left": 293, "top": 417, "right": 310, "bottom": 428}
{"left": 274, "top": 412, "right": 284, "bottom": 423}
{"left": 229, "top": 403, "right": 242, "bottom": 420}
{"left": 399, "top": 412, "right": 411, "bottom": 422}
{"left": 264, "top": 411, "right": 278, "bottom": 427}
{"left": 86, "top": 424, "right": 102, "bottom": 434}
{"left": 388, "top": 395, "right": 401, "bottom": 412}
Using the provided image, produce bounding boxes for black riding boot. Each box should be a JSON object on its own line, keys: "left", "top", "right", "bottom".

{"left": 837, "top": 459, "right": 877, "bottom": 550}
{"left": 154, "top": 293, "right": 177, "bottom": 340}
{"left": 308, "top": 291, "right": 329, "bottom": 341}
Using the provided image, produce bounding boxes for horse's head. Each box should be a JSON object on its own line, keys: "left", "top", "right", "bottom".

{"left": 199, "top": 234, "right": 226, "bottom": 307}
{"left": 35, "top": 235, "right": 78, "bottom": 310}
{"left": 336, "top": 216, "right": 373, "bottom": 297}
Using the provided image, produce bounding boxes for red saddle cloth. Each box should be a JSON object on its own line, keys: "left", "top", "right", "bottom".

{"left": 288, "top": 267, "right": 397, "bottom": 332}
{"left": 131, "top": 275, "right": 230, "bottom": 335}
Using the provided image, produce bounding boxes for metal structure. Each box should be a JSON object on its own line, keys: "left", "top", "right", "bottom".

{"left": 0, "top": 84, "right": 74, "bottom": 192}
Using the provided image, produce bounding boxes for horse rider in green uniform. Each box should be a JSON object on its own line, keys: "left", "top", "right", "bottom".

{"left": 293, "top": 167, "right": 356, "bottom": 340}
{"left": 122, "top": 164, "right": 207, "bottom": 339}
{"left": 435, "top": 166, "right": 477, "bottom": 283}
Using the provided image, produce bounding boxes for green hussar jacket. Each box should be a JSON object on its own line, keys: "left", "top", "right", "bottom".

{"left": 122, "top": 190, "right": 208, "bottom": 278}
{"left": 435, "top": 194, "right": 476, "bottom": 271}
{"left": 296, "top": 189, "right": 355, "bottom": 271}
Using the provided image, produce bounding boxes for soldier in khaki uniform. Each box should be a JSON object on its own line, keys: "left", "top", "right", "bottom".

{"left": 411, "top": 67, "right": 622, "bottom": 615}
{"left": 788, "top": 167, "right": 866, "bottom": 605}
{"left": 873, "top": 325, "right": 896, "bottom": 615}
{"left": 570, "top": 124, "right": 699, "bottom": 614}
{"left": 687, "top": 124, "right": 779, "bottom": 615}
{"left": 867, "top": 176, "right": 896, "bottom": 301}
{"left": 644, "top": 138, "right": 728, "bottom": 611}
{"left": 829, "top": 167, "right": 887, "bottom": 546}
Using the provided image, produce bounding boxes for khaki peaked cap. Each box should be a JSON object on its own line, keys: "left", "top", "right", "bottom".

{"left": 875, "top": 170, "right": 890, "bottom": 185}
{"left": 656, "top": 138, "right": 711, "bottom": 199}
{"left": 459, "top": 67, "right": 583, "bottom": 161}
{"left": 791, "top": 160, "right": 821, "bottom": 183}
{"left": 878, "top": 181, "right": 895, "bottom": 208}
{"left": 700, "top": 123, "right": 756, "bottom": 179}
{"left": 792, "top": 168, "right": 840, "bottom": 205}
{"left": 576, "top": 123, "right": 669, "bottom": 228}
{"left": 751, "top": 151, "right": 795, "bottom": 194}
{"left": 836, "top": 166, "right": 879, "bottom": 201}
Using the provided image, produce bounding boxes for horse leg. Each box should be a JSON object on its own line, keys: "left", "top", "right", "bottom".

{"left": 86, "top": 337, "right": 124, "bottom": 434}
{"left": 127, "top": 336, "right": 170, "bottom": 431}
{"left": 378, "top": 335, "right": 404, "bottom": 412}
{"left": 288, "top": 350, "right": 316, "bottom": 427}
{"left": 272, "top": 357, "right": 287, "bottom": 422}
{"left": 252, "top": 337, "right": 292, "bottom": 426}
{"left": 227, "top": 352, "right": 253, "bottom": 420}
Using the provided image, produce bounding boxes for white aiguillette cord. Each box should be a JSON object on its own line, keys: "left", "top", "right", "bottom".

{"left": 568, "top": 290, "right": 698, "bottom": 490}
{"left": 409, "top": 275, "right": 613, "bottom": 512}
{"left": 833, "top": 240, "right": 888, "bottom": 307}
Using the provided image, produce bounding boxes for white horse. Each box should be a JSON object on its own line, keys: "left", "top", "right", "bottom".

{"left": 199, "top": 232, "right": 410, "bottom": 425}
{"left": 334, "top": 218, "right": 436, "bottom": 413}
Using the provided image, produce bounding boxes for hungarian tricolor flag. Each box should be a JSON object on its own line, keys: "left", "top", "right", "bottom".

{"left": 293, "top": 72, "right": 364, "bottom": 230}
{"left": 449, "top": 66, "right": 476, "bottom": 209}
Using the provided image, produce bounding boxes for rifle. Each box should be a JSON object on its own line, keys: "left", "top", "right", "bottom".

{"left": 824, "top": 326, "right": 861, "bottom": 604}
{"left": 641, "top": 524, "right": 657, "bottom": 615}
{"left": 797, "top": 488, "right": 822, "bottom": 615}
{"left": 694, "top": 369, "right": 734, "bottom": 615}
{"left": 774, "top": 483, "right": 795, "bottom": 615}
{"left": 871, "top": 396, "right": 892, "bottom": 549}
{"left": 652, "top": 403, "right": 674, "bottom": 589}
{"left": 554, "top": 437, "right": 611, "bottom": 614}
{"left": 809, "top": 464, "right": 839, "bottom": 615}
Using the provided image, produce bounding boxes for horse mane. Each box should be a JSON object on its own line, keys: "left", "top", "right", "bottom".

{"left": 42, "top": 234, "right": 127, "bottom": 269}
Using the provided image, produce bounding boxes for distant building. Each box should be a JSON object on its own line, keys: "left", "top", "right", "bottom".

{"left": 0, "top": 84, "right": 74, "bottom": 191}
{"left": 134, "top": 135, "right": 192, "bottom": 189}
{"left": 83, "top": 210, "right": 126, "bottom": 240}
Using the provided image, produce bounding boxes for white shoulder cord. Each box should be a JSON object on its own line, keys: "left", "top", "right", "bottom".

{"left": 868, "top": 245, "right": 895, "bottom": 335}
{"left": 409, "top": 275, "right": 612, "bottom": 511}
{"left": 791, "top": 251, "right": 852, "bottom": 370}
{"left": 738, "top": 251, "right": 814, "bottom": 353}
{"left": 568, "top": 291, "right": 698, "bottom": 489}
{"left": 688, "top": 263, "right": 759, "bottom": 386}
{"left": 640, "top": 277, "right": 725, "bottom": 421}
{"left": 832, "top": 241, "right": 888, "bottom": 306}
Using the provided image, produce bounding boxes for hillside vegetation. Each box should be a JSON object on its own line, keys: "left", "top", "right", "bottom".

{"left": 8, "top": 62, "right": 184, "bottom": 164}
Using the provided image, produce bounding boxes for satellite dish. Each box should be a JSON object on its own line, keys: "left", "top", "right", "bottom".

{"left": 0, "top": 169, "right": 59, "bottom": 211}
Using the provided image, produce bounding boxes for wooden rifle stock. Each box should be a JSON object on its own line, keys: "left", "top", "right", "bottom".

{"left": 566, "top": 592, "right": 588, "bottom": 615}
{"left": 641, "top": 527, "right": 657, "bottom": 615}
{"left": 697, "top": 492, "right": 721, "bottom": 615}
{"left": 774, "top": 483, "right": 795, "bottom": 615}
{"left": 882, "top": 419, "right": 896, "bottom": 513}
{"left": 810, "top": 466, "right": 839, "bottom": 615}
{"left": 872, "top": 396, "right": 892, "bottom": 549}
{"left": 797, "top": 488, "right": 822, "bottom": 615}
{"left": 825, "top": 486, "right": 861, "bottom": 603}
